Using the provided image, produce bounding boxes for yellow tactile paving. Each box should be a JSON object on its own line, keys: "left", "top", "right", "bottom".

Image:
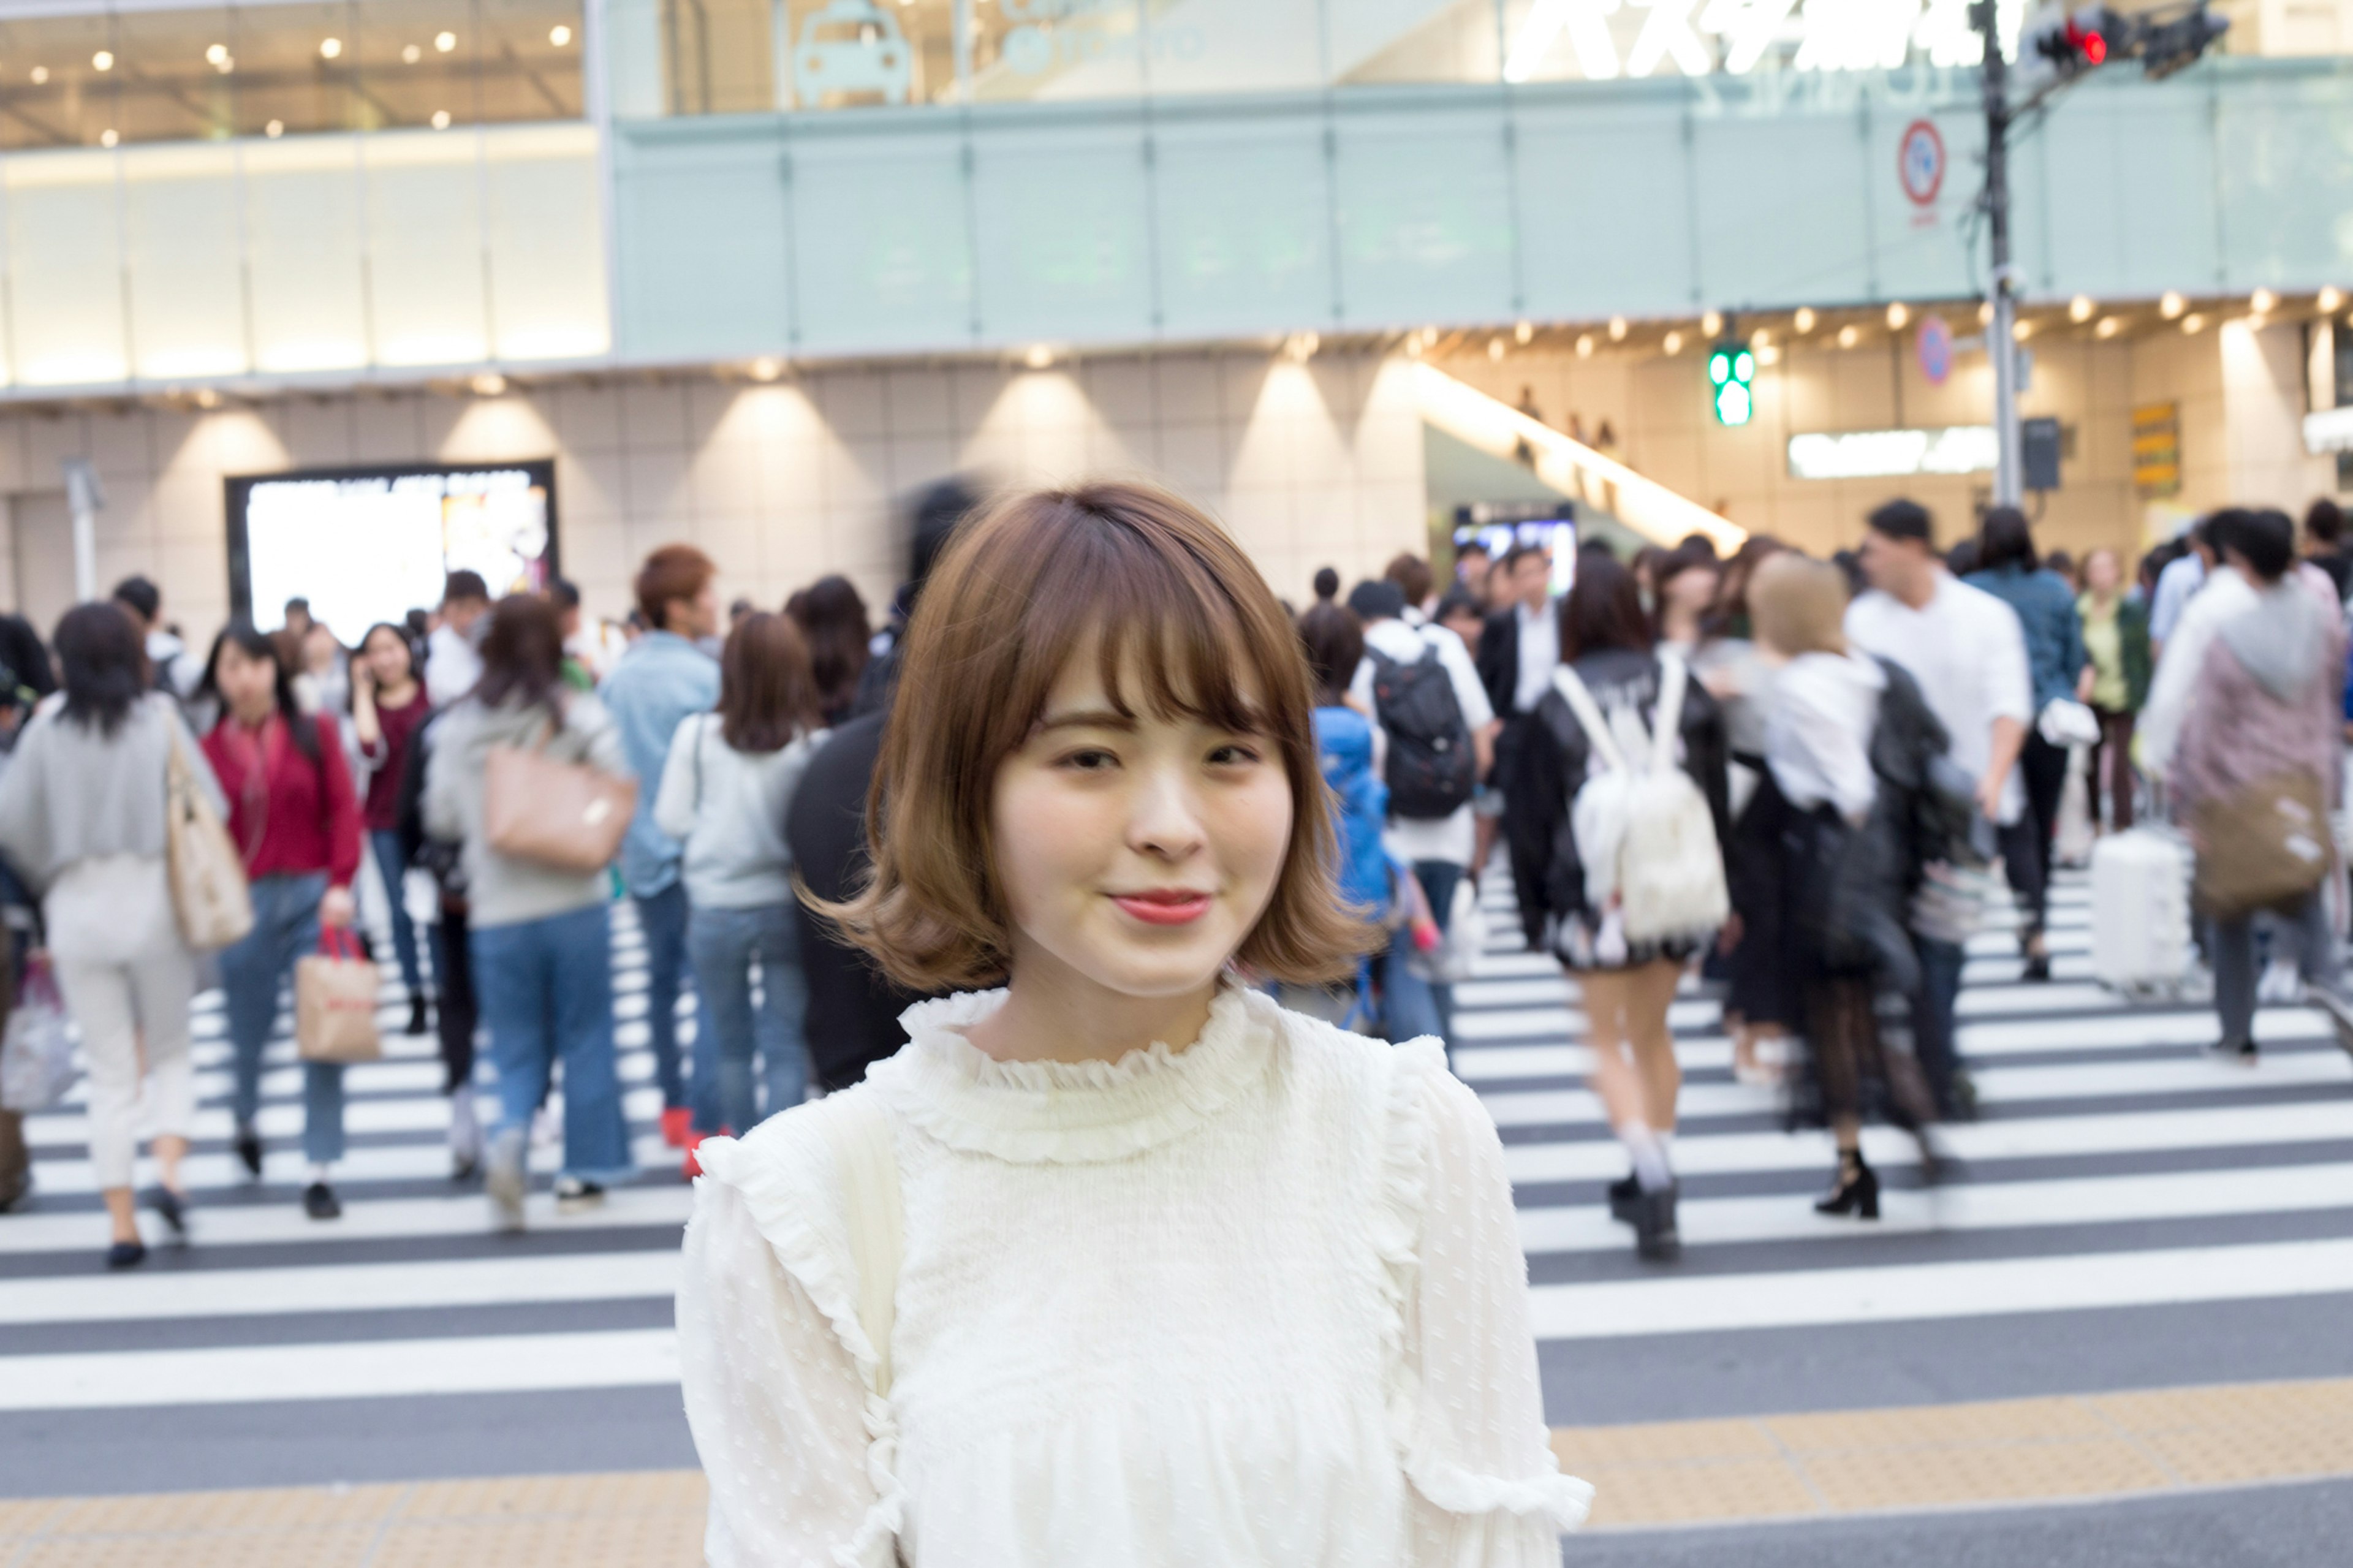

{"left": 6, "top": 1377, "right": 2353, "bottom": 1559}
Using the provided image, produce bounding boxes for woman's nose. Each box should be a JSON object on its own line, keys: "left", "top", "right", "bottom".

{"left": 1127, "top": 763, "right": 1207, "bottom": 860}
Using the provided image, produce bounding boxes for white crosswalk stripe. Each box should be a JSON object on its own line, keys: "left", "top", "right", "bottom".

{"left": 4, "top": 866, "right": 2352, "bottom": 1448}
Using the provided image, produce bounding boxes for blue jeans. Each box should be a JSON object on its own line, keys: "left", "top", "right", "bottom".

{"left": 633, "top": 882, "right": 691, "bottom": 1110}
{"left": 221, "top": 871, "right": 345, "bottom": 1165}
{"left": 1381, "top": 860, "right": 1467, "bottom": 1056}
{"left": 1911, "top": 933, "right": 1967, "bottom": 1117}
{"left": 684, "top": 900, "right": 811, "bottom": 1137}
{"left": 368, "top": 828, "right": 424, "bottom": 996}
{"left": 472, "top": 904, "right": 632, "bottom": 1183}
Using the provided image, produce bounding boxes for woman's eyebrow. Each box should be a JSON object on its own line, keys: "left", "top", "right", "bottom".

{"left": 1036, "top": 708, "right": 1136, "bottom": 734}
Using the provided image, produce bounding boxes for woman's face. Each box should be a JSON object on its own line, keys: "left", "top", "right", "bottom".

{"left": 1664, "top": 564, "right": 1720, "bottom": 619}
{"left": 303, "top": 626, "right": 339, "bottom": 673}
{"left": 2085, "top": 550, "right": 2121, "bottom": 594}
{"left": 214, "top": 640, "right": 276, "bottom": 718}
{"left": 988, "top": 650, "right": 1294, "bottom": 1004}
{"left": 362, "top": 627, "right": 412, "bottom": 687}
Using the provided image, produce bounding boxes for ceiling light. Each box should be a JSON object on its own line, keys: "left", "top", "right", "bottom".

{"left": 2013, "top": 319, "right": 2034, "bottom": 341}
{"left": 1283, "top": 331, "right": 1319, "bottom": 363}
{"left": 436, "top": 31, "right": 458, "bottom": 52}
{"left": 1979, "top": 300, "right": 1994, "bottom": 326}
{"left": 2181, "top": 312, "right": 2205, "bottom": 334}
{"left": 1756, "top": 344, "right": 1783, "bottom": 366}
{"left": 431, "top": 109, "right": 452, "bottom": 129}
{"left": 2094, "top": 315, "right": 2123, "bottom": 339}
{"left": 193, "top": 388, "right": 221, "bottom": 409}
{"left": 29, "top": 66, "right": 47, "bottom": 85}
{"left": 99, "top": 128, "right": 118, "bottom": 148}
{"left": 748, "top": 356, "right": 783, "bottom": 382}
{"left": 1662, "top": 330, "right": 1684, "bottom": 355}
{"left": 1608, "top": 316, "right": 1628, "bottom": 341}
{"left": 470, "top": 372, "right": 507, "bottom": 396}
{"left": 320, "top": 37, "right": 343, "bottom": 59}
{"left": 1750, "top": 327, "right": 1772, "bottom": 348}
{"left": 1793, "top": 306, "right": 1816, "bottom": 333}
{"left": 550, "top": 25, "right": 574, "bottom": 47}
{"left": 1575, "top": 333, "right": 1594, "bottom": 358}
{"left": 2251, "top": 287, "right": 2278, "bottom": 315}
{"left": 207, "top": 44, "right": 229, "bottom": 65}
{"left": 403, "top": 44, "right": 422, "bottom": 63}
{"left": 2322, "top": 286, "right": 2346, "bottom": 314}
{"left": 1024, "top": 344, "right": 1054, "bottom": 369}
{"left": 1885, "top": 301, "right": 1909, "bottom": 330}
{"left": 2069, "top": 294, "right": 2094, "bottom": 322}
{"left": 93, "top": 50, "right": 113, "bottom": 71}
{"left": 265, "top": 119, "right": 284, "bottom": 138}
{"left": 1514, "top": 320, "right": 1533, "bottom": 345}
{"left": 213, "top": 53, "right": 234, "bottom": 73}
{"left": 1838, "top": 324, "right": 1860, "bottom": 349}
{"left": 2160, "top": 290, "right": 2186, "bottom": 319}
{"left": 1702, "top": 309, "right": 1723, "bottom": 336}
{"left": 1487, "top": 337, "right": 1505, "bottom": 362}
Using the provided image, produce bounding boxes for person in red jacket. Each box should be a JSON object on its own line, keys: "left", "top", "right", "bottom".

{"left": 199, "top": 621, "right": 364, "bottom": 1220}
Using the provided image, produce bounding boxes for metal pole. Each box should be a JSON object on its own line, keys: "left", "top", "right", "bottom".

{"left": 63, "top": 458, "right": 101, "bottom": 604}
{"left": 1976, "top": 0, "right": 2023, "bottom": 507}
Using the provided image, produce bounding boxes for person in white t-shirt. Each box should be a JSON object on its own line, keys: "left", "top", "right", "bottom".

{"left": 1346, "top": 580, "right": 1498, "bottom": 1055}
{"left": 1843, "top": 498, "right": 2032, "bottom": 1120}
{"left": 424, "top": 570, "right": 492, "bottom": 707}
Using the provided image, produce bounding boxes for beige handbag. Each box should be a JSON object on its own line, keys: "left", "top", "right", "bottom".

{"left": 483, "top": 713, "right": 637, "bottom": 873}
{"left": 2192, "top": 770, "right": 2332, "bottom": 920}
{"left": 296, "top": 926, "right": 382, "bottom": 1064}
{"left": 165, "top": 726, "right": 254, "bottom": 950}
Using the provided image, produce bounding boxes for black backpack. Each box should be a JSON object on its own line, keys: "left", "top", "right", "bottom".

{"left": 1367, "top": 643, "right": 1476, "bottom": 819}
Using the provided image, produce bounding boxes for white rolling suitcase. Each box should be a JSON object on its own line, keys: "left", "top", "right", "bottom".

{"left": 2090, "top": 827, "right": 2194, "bottom": 996}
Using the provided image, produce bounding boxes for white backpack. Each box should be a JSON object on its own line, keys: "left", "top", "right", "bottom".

{"left": 1551, "top": 651, "right": 1729, "bottom": 947}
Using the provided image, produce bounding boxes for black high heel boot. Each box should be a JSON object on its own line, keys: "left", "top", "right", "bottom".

{"left": 1815, "top": 1149, "right": 1880, "bottom": 1219}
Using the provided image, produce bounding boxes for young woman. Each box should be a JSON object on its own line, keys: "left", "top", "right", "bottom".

{"left": 351, "top": 623, "right": 433, "bottom": 1035}
{"left": 0, "top": 604, "right": 225, "bottom": 1265}
{"left": 2074, "top": 548, "right": 2150, "bottom": 831}
{"left": 424, "top": 595, "right": 634, "bottom": 1231}
{"left": 678, "top": 483, "right": 1590, "bottom": 1564}
{"left": 653, "top": 612, "right": 825, "bottom": 1172}
{"left": 788, "top": 574, "right": 873, "bottom": 727}
{"left": 1524, "top": 555, "right": 1730, "bottom": 1262}
{"left": 1650, "top": 545, "right": 1721, "bottom": 654}
{"left": 200, "top": 621, "right": 365, "bottom": 1221}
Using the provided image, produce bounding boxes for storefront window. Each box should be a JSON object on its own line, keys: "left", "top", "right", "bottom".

{"left": 0, "top": 1, "right": 582, "bottom": 151}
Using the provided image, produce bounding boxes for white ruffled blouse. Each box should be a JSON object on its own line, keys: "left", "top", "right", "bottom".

{"left": 678, "top": 985, "right": 1593, "bottom": 1567}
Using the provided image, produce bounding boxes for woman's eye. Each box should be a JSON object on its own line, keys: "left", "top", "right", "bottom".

{"left": 1058, "top": 748, "right": 1119, "bottom": 772}
{"left": 1207, "top": 742, "right": 1264, "bottom": 768}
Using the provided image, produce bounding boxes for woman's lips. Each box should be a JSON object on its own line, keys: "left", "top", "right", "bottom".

{"left": 1110, "top": 890, "right": 1214, "bottom": 926}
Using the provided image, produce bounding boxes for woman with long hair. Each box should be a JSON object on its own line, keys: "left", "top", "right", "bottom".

{"left": 199, "top": 619, "right": 365, "bottom": 1221}
{"left": 0, "top": 604, "right": 224, "bottom": 1265}
{"left": 654, "top": 613, "right": 826, "bottom": 1173}
{"left": 678, "top": 483, "right": 1589, "bottom": 1562}
{"left": 787, "top": 574, "right": 871, "bottom": 726}
{"left": 425, "top": 594, "right": 634, "bottom": 1231}
{"left": 351, "top": 623, "right": 433, "bottom": 1035}
{"left": 1525, "top": 555, "right": 1731, "bottom": 1260}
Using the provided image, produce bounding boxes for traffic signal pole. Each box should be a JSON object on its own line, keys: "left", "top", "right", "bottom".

{"left": 1975, "top": 0, "right": 2026, "bottom": 508}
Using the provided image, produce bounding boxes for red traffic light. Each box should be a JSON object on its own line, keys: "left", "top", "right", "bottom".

{"left": 2081, "top": 27, "right": 2107, "bottom": 62}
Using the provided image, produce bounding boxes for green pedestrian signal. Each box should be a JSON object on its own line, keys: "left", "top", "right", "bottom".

{"left": 1708, "top": 343, "right": 1754, "bottom": 426}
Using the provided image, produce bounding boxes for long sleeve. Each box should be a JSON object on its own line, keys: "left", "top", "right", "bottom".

{"left": 314, "top": 715, "right": 364, "bottom": 888}
{"left": 653, "top": 714, "right": 705, "bottom": 844}
{"left": 0, "top": 719, "right": 50, "bottom": 894}
{"left": 422, "top": 720, "right": 462, "bottom": 846}
{"left": 677, "top": 1175, "right": 885, "bottom": 1568}
{"left": 1398, "top": 1064, "right": 1593, "bottom": 1564}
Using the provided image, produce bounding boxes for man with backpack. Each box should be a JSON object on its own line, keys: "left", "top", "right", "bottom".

{"left": 1346, "top": 580, "right": 1496, "bottom": 1053}
{"left": 110, "top": 576, "right": 203, "bottom": 703}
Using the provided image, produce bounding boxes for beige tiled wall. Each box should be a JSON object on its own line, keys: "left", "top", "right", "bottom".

{"left": 0, "top": 346, "right": 1427, "bottom": 648}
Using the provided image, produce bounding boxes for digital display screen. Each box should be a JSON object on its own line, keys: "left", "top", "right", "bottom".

{"left": 226, "top": 461, "right": 559, "bottom": 644}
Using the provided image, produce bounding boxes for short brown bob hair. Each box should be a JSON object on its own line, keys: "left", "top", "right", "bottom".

{"left": 634, "top": 543, "right": 716, "bottom": 631}
{"left": 820, "top": 481, "right": 1366, "bottom": 991}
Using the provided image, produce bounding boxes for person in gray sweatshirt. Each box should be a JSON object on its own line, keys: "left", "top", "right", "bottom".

{"left": 0, "top": 604, "right": 226, "bottom": 1267}
{"left": 424, "top": 594, "right": 634, "bottom": 1232}
{"left": 652, "top": 613, "right": 825, "bottom": 1173}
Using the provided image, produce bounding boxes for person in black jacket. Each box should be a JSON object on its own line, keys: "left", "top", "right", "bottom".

{"left": 394, "top": 707, "right": 481, "bottom": 1178}
{"left": 1474, "top": 542, "right": 1561, "bottom": 947}
{"left": 1522, "top": 555, "right": 1730, "bottom": 1262}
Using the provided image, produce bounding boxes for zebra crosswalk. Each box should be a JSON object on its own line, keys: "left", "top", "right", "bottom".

{"left": 2, "top": 870, "right": 2352, "bottom": 1491}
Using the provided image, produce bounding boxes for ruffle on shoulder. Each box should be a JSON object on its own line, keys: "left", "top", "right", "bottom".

{"left": 692, "top": 1111, "right": 906, "bottom": 1568}
{"left": 1369, "top": 1037, "right": 1596, "bottom": 1534}
{"left": 864, "top": 985, "right": 1279, "bottom": 1164}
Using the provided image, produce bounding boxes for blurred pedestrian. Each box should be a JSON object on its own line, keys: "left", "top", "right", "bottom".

{"left": 1312, "top": 566, "right": 1341, "bottom": 607}
{"left": 2304, "top": 498, "right": 2352, "bottom": 597}
{"left": 2149, "top": 518, "right": 2215, "bottom": 659}
{"left": 1455, "top": 539, "right": 1495, "bottom": 607}
{"left": 1963, "top": 507, "right": 2084, "bottom": 982}
{"left": 1651, "top": 545, "right": 1721, "bottom": 654}
{"left": 2075, "top": 548, "right": 2150, "bottom": 830}
{"left": 0, "top": 615, "right": 53, "bottom": 700}
{"left": 109, "top": 575, "right": 202, "bottom": 701}
{"left": 654, "top": 613, "right": 825, "bottom": 1172}
{"left": 1847, "top": 499, "right": 2031, "bottom": 1119}
{"left": 599, "top": 545, "right": 722, "bottom": 1151}
{"left": 787, "top": 574, "right": 871, "bottom": 727}
{"left": 1476, "top": 542, "right": 1559, "bottom": 945}
{"left": 1298, "top": 602, "right": 1393, "bottom": 1030}
{"left": 1382, "top": 551, "right": 1436, "bottom": 623}
{"left": 350, "top": 622, "right": 433, "bottom": 1035}
{"left": 425, "top": 570, "right": 491, "bottom": 706}
{"left": 1433, "top": 587, "right": 1484, "bottom": 659}
{"left": 1525, "top": 555, "right": 1730, "bottom": 1260}
{"left": 300, "top": 623, "right": 349, "bottom": 718}
{"left": 853, "top": 479, "right": 977, "bottom": 718}
{"left": 425, "top": 595, "right": 634, "bottom": 1229}
{"left": 199, "top": 620, "right": 364, "bottom": 1221}
{"left": 0, "top": 604, "right": 222, "bottom": 1265}
{"left": 679, "top": 482, "right": 1590, "bottom": 1557}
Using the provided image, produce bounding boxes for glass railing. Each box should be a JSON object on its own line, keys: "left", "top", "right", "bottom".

{"left": 0, "top": 0, "right": 584, "bottom": 151}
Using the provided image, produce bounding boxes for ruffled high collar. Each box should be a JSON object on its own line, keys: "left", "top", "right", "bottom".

{"left": 865, "top": 984, "right": 1279, "bottom": 1164}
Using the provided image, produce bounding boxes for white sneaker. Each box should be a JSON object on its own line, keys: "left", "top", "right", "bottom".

{"left": 485, "top": 1127, "right": 527, "bottom": 1233}
{"left": 2258, "top": 958, "right": 2302, "bottom": 1004}
{"left": 530, "top": 1103, "right": 560, "bottom": 1150}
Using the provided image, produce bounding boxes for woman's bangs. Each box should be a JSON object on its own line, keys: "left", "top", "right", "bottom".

{"left": 1080, "top": 551, "right": 1274, "bottom": 737}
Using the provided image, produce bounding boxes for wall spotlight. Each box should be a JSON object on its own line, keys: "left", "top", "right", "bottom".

{"left": 2321, "top": 286, "right": 2346, "bottom": 314}
{"left": 470, "top": 372, "right": 507, "bottom": 396}
{"left": 1662, "top": 330, "right": 1684, "bottom": 355}
{"left": 2069, "top": 294, "right": 2094, "bottom": 322}
{"left": 2094, "top": 315, "right": 2123, "bottom": 338}
{"left": 748, "top": 356, "right": 783, "bottom": 382}
{"left": 1885, "top": 301, "right": 1909, "bottom": 330}
{"left": 1608, "top": 316, "right": 1628, "bottom": 341}
{"left": 320, "top": 37, "right": 343, "bottom": 59}
{"left": 2250, "top": 287, "right": 2278, "bottom": 315}
{"left": 1025, "top": 344, "right": 1055, "bottom": 369}
{"left": 2160, "top": 290, "right": 2187, "bottom": 319}
{"left": 1283, "top": 331, "right": 1319, "bottom": 363}
{"left": 2181, "top": 312, "right": 2205, "bottom": 334}
{"left": 1514, "top": 320, "right": 1533, "bottom": 345}
{"left": 1702, "top": 309, "right": 1724, "bottom": 336}
{"left": 1793, "top": 306, "right": 1816, "bottom": 334}
{"left": 1575, "top": 333, "right": 1595, "bottom": 358}
{"left": 93, "top": 50, "right": 113, "bottom": 71}
{"left": 550, "top": 25, "right": 574, "bottom": 47}
{"left": 1837, "top": 324, "right": 1860, "bottom": 349}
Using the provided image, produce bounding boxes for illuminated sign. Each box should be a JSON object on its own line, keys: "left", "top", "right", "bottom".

{"left": 1787, "top": 426, "right": 1998, "bottom": 479}
{"left": 1503, "top": 0, "right": 2026, "bottom": 81}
